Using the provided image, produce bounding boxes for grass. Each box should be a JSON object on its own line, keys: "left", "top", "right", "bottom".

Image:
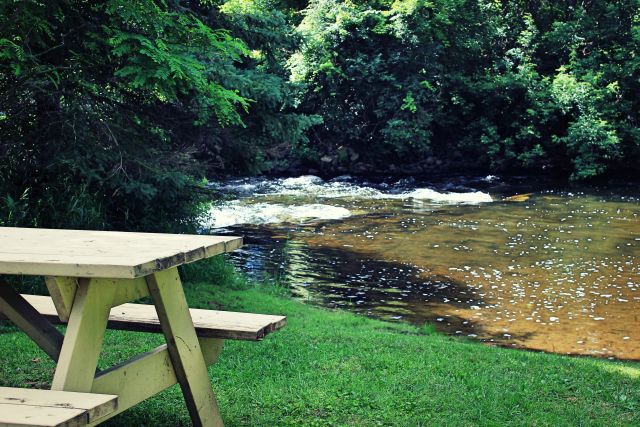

{"left": 1, "top": 280, "right": 639, "bottom": 426}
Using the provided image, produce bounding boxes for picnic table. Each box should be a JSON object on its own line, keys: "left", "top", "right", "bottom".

{"left": 0, "top": 227, "right": 286, "bottom": 427}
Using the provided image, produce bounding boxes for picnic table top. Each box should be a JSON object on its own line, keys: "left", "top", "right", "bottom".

{"left": 0, "top": 227, "right": 242, "bottom": 279}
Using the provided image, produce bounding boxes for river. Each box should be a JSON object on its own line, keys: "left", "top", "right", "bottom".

{"left": 206, "top": 175, "right": 640, "bottom": 360}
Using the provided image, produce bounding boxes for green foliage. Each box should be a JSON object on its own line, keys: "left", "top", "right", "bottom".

{"left": 0, "top": 0, "right": 256, "bottom": 231}
{"left": 554, "top": 115, "right": 620, "bottom": 180}
{"left": 105, "top": 1, "right": 250, "bottom": 125}
{"left": 2, "top": 0, "right": 640, "bottom": 235}
{"left": 180, "top": 255, "right": 248, "bottom": 289}
{"left": 191, "top": 0, "right": 322, "bottom": 175}
{"left": 291, "top": 0, "right": 443, "bottom": 164}
{"left": 292, "top": 0, "right": 640, "bottom": 179}
{"left": 550, "top": 67, "right": 621, "bottom": 179}
{"left": 0, "top": 0, "right": 322, "bottom": 231}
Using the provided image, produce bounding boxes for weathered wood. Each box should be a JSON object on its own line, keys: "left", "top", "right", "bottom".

{"left": 88, "top": 338, "right": 223, "bottom": 425}
{"left": 0, "top": 283, "right": 64, "bottom": 361}
{"left": 146, "top": 268, "right": 223, "bottom": 427}
{"left": 22, "top": 294, "right": 286, "bottom": 341}
{"left": 95, "top": 278, "right": 149, "bottom": 307}
{"left": 0, "top": 403, "right": 86, "bottom": 427}
{"left": 0, "top": 227, "right": 242, "bottom": 278}
{"left": 44, "top": 277, "right": 77, "bottom": 322}
{"left": 0, "top": 387, "right": 117, "bottom": 424}
{"left": 43, "top": 277, "right": 148, "bottom": 320}
{"left": 51, "top": 279, "right": 114, "bottom": 392}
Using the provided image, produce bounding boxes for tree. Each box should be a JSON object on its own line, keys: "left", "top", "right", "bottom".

{"left": 291, "top": 0, "right": 640, "bottom": 179}
{"left": 1, "top": 0, "right": 246, "bottom": 231}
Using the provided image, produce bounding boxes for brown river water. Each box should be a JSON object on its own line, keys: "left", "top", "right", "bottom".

{"left": 207, "top": 175, "right": 640, "bottom": 360}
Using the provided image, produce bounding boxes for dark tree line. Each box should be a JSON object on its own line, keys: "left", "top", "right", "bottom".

{"left": 1, "top": 0, "right": 639, "bottom": 231}
{"left": 293, "top": 0, "right": 640, "bottom": 180}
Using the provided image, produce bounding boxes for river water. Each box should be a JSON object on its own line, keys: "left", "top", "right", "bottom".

{"left": 206, "top": 175, "right": 640, "bottom": 360}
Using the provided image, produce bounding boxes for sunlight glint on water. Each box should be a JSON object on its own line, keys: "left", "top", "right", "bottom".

{"left": 207, "top": 176, "right": 640, "bottom": 360}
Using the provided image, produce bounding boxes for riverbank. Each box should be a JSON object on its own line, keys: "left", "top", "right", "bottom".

{"left": 0, "top": 274, "right": 638, "bottom": 426}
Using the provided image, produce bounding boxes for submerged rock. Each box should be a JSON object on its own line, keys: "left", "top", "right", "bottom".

{"left": 320, "top": 155, "right": 334, "bottom": 163}
{"left": 504, "top": 193, "right": 532, "bottom": 202}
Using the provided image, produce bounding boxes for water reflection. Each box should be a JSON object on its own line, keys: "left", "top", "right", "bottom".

{"left": 211, "top": 176, "right": 640, "bottom": 360}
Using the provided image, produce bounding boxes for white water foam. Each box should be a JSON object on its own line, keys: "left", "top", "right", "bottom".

{"left": 393, "top": 188, "right": 493, "bottom": 203}
{"left": 207, "top": 202, "right": 351, "bottom": 228}
{"left": 206, "top": 175, "right": 492, "bottom": 228}
{"left": 273, "top": 175, "right": 492, "bottom": 203}
{"left": 275, "top": 175, "right": 381, "bottom": 198}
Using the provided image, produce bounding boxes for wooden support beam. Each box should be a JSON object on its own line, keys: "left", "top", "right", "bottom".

{"left": 199, "top": 338, "right": 224, "bottom": 365}
{"left": 146, "top": 268, "right": 224, "bottom": 427}
{"left": 45, "top": 276, "right": 78, "bottom": 322}
{"left": 52, "top": 279, "right": 115, "bottom": 392}
{"left": 100, "top": 277, "right": 149, "bottom": 307}
{"left": 0, "top": 281, "right": 64, "bottom": 361}
{"left": 89, "top": 338, "right": 223, "bottom": 425}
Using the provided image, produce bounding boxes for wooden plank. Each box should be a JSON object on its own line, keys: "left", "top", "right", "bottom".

{"left": 0, "top": 256, "right": 139, "bottom": 280}
{"left": 0, "top": 252, "right": 206, "bottom": 279}
{"left": 0, "top": 403, "right": 86, "bottom": 427}
{"left": 146, "top": 268, "right": 223, "bottom": 427}
{"left": 23, "top": 294, "right": 287, "bottom": 341}
{"left": 95, "top": 278, "right": 149, "bottom": 307}
{"left": 0, "top": 228, "right": 238, "bottom": 254}
{"left": 44, "top": 277, "right": 77, "bottom": 322}
{"left": 0, "top": 227, "right": 242, "bottom": 278}
{"left": 51, "top": 279, "right": 114, "bottom": 392}
{"left": 0, "top": 387, "right": 117, "bottom": 423}
{"left": 89, "top": 338, "right": 223, "bottom": 425}
{"left": 0, "top": 284, "right": 64, "bottom": 361}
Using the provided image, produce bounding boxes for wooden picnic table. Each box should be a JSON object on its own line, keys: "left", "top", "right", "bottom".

{"left": 0, "top": 227, "right": 283, "bottom": 427}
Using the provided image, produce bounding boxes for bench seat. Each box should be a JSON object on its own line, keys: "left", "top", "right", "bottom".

{"left": 21, "top": 294, "right": 286, "bottom": 341}
{"left": 0, "top": 387, "right": 117, "bottom": 427}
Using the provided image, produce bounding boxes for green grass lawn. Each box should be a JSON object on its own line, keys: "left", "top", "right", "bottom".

{"left": 1, "top": 281, "right": 639, "bottom": 426}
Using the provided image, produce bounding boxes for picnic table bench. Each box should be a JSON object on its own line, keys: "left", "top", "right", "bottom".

{"left": 0, "top": 227, "right": 286, "bottom": 426}
{"left": 0, "top": 387, "right": 117, "bottom": 427}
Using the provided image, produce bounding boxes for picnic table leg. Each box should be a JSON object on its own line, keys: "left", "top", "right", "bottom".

{"left": 44, "top": 276, "right": 78, "bottom": 322}
{"left": 51, "top": 278, "right": 115, "bottom": 392}
{"left": 146, "top": 268, "right": 224, "bottom": 427}
{"left": 0, "top": 282, "right": 64, "bottom": 361}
